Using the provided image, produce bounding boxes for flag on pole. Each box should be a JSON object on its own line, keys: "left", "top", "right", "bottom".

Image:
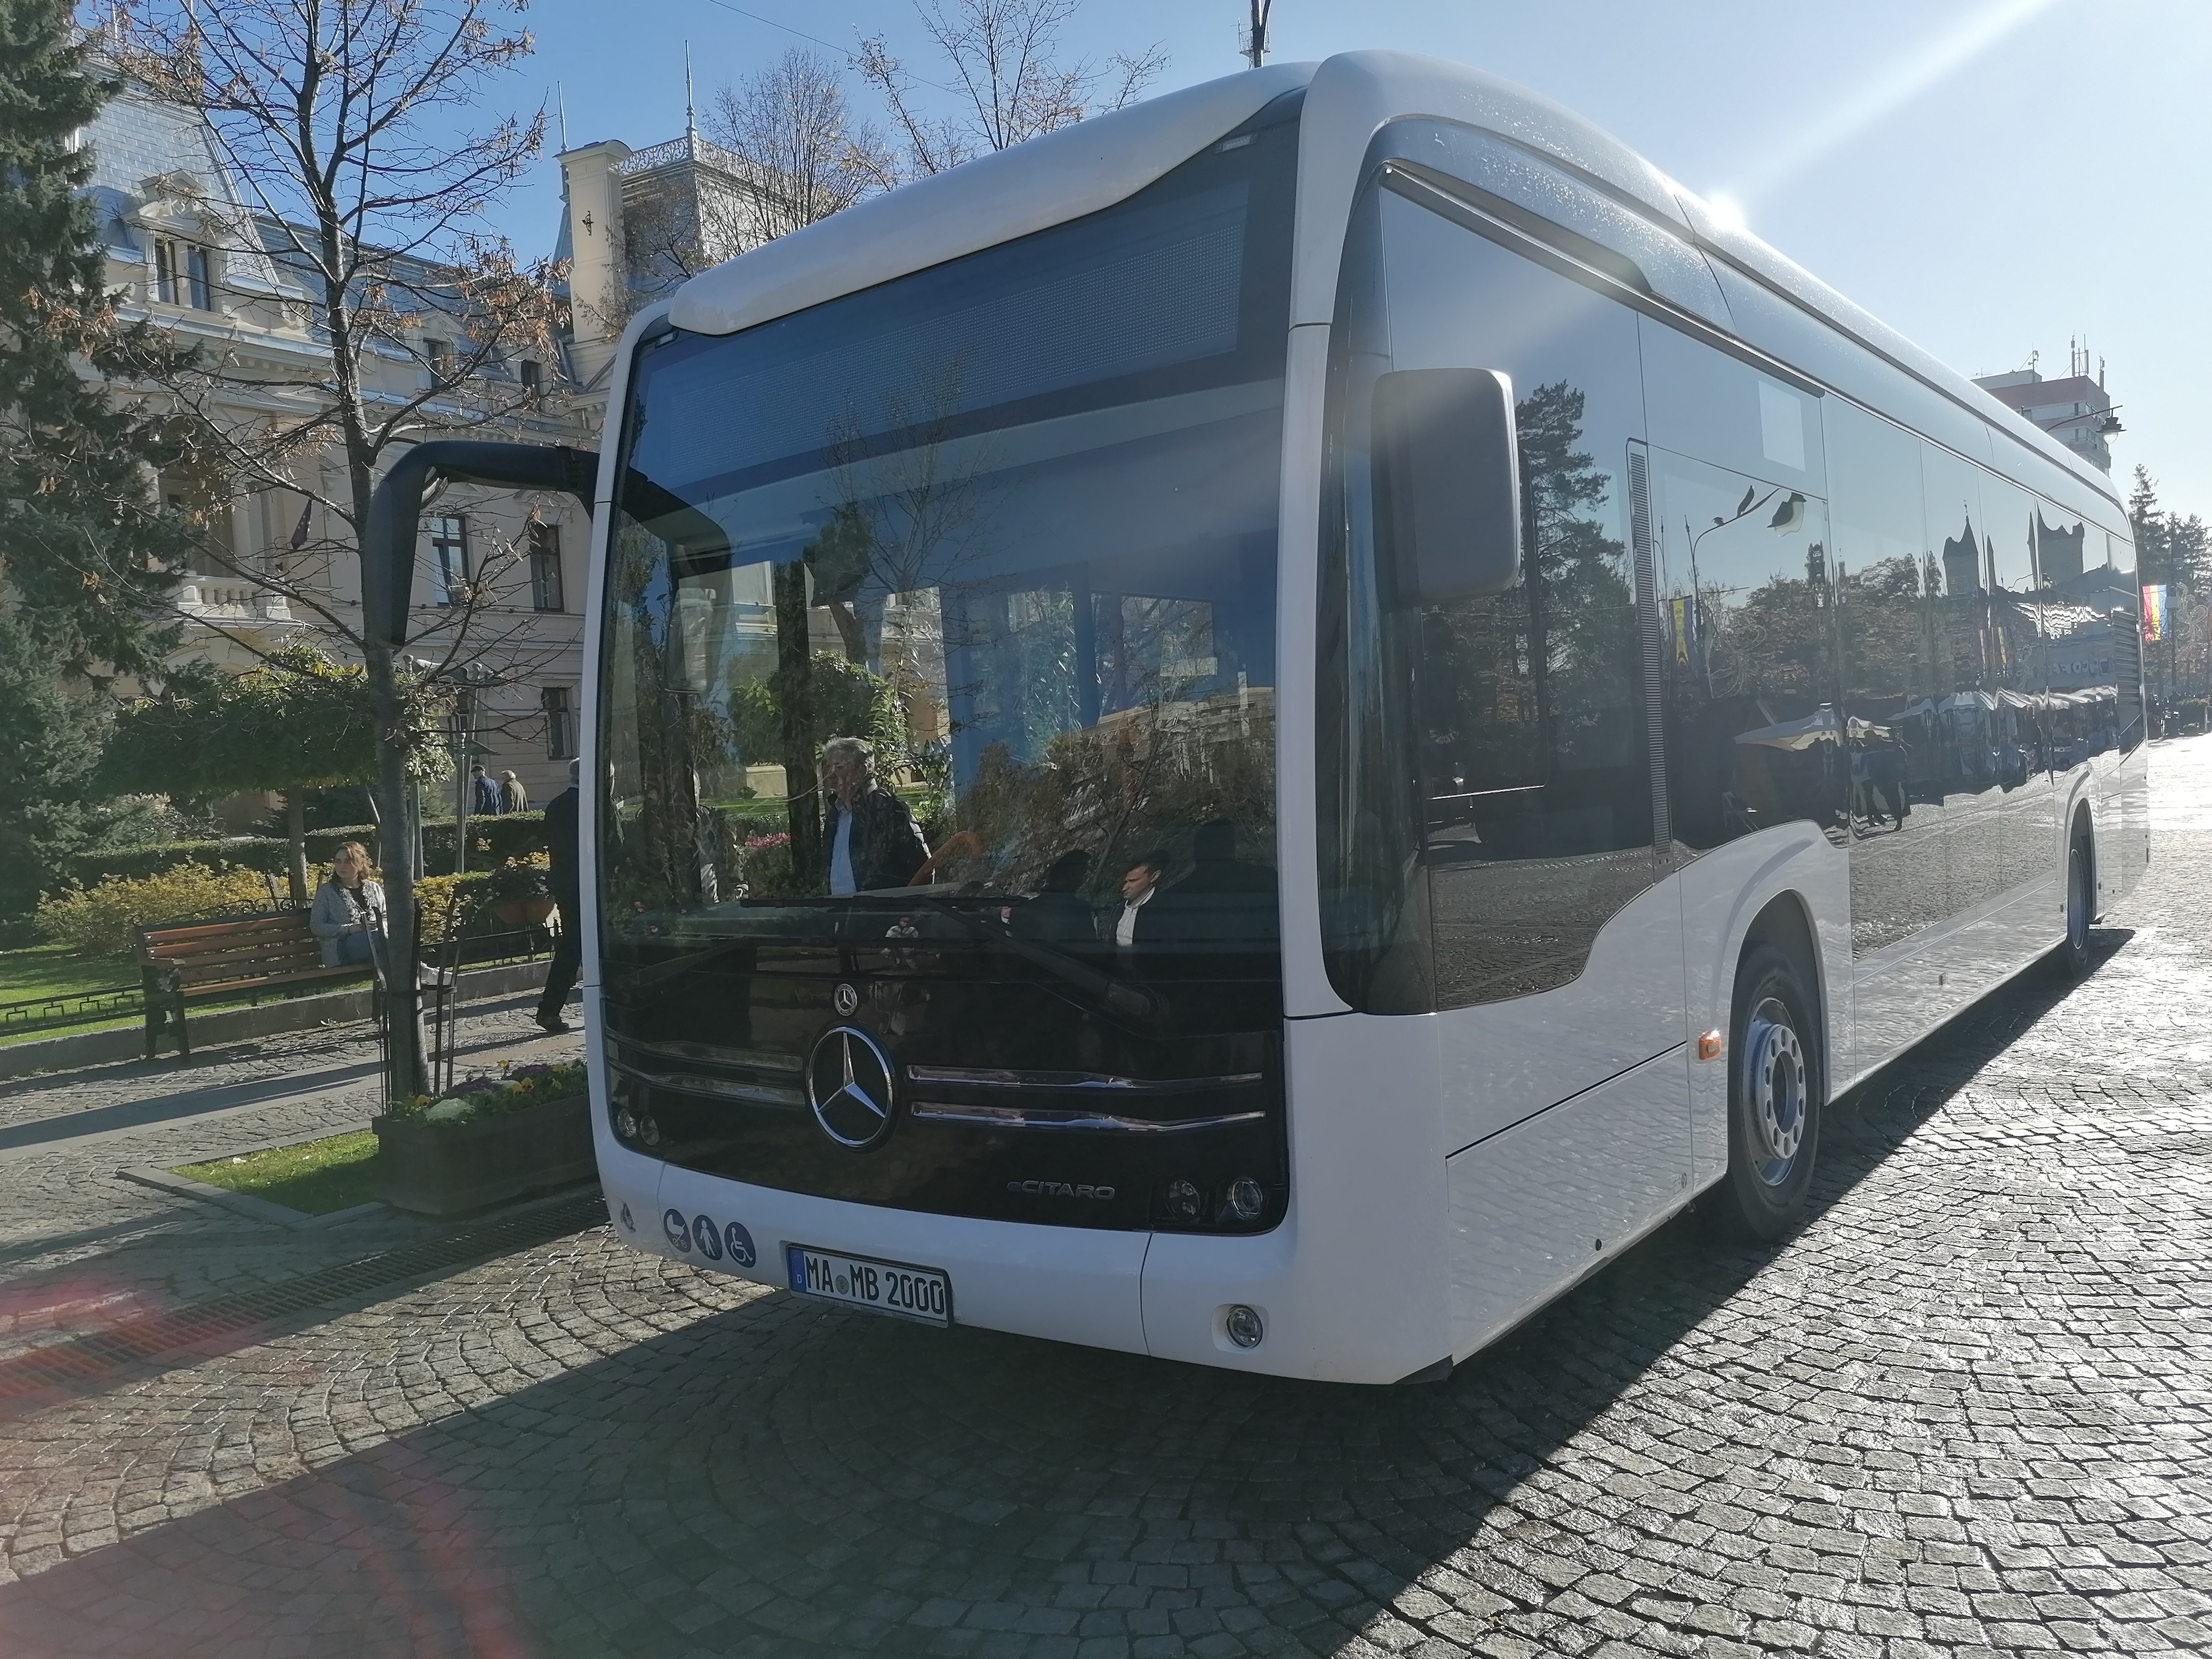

{"left": 2142, "top": 583, "right": 2168, "bottom": 644}
{"left": 1669, "top": 596, "right": 1698, "bottom": 668}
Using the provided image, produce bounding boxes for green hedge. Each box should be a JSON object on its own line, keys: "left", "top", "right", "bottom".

{"left": 61, "top": 812, "right": 548, "bottom": 890}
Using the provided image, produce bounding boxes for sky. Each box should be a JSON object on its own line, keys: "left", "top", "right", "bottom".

{"left": 477, "top": 0, "right": 2212, "bottom": 518}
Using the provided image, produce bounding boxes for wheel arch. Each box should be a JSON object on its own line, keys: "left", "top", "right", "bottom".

{"left": 1739, "top": 890, "right": 1829, "bottom": 1098}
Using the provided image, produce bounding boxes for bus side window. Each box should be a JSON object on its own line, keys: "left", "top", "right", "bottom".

{"left": 1640, "top": 315, "right": 1836, "bottom": 854}
{"left": 1318, "top": 186, "right": 1660, "bottom": 1013}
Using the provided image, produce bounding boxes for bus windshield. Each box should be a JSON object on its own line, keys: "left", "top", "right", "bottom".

{"left": 599, "top": 112, "right": 1295, "bottom": 968}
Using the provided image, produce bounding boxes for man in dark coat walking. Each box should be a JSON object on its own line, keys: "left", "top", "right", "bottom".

{"left": 820, "top": 737, "right": 928, "bottom": 895}
{"left": 536, "top": 760, "right": 582, "bottom": 1035}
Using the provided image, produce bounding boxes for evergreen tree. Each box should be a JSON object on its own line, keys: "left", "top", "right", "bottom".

{"left": 0, "top": 612, "right": 110, "bottom": 918}
{"left": 0, "top": 2, "right": 195, "bottom": 916}
{"left": 0, "top": 0, "right": 191, "bottom": 676}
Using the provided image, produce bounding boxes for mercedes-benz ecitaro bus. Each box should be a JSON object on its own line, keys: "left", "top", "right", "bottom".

{"left": 581, "top": 51, "right": 2147, "bottom": 1383}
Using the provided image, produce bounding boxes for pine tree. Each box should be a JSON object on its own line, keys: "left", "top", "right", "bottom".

{"left": 0, "top": 0, "right": 190, "bottom": 677}
{"left": 0, "top": 1, "right": 195, "bottom": 917}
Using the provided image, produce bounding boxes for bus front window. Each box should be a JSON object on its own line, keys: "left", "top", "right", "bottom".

{"left": 599, "top": 114, "right": 1294, "bottom": 983}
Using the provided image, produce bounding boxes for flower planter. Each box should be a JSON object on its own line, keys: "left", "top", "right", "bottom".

{"left": 493, "top": 896, "right": 557, "bottom": 926}
{"left": 372, "top": 1092, "right": 596, "bottom": 1217}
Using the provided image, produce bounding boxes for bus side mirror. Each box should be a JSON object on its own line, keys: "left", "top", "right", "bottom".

{"left": 1372, "top": 368, "right": 1522, "bottom": 602}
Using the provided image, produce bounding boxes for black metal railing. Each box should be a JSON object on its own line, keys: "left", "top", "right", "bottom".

{"left": 0, "top": 983, "right": 143, "bottom": 1040}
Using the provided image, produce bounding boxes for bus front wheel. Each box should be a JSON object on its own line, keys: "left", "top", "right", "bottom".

{"left": 2050, "top": 819, "right": 2094, "bottom": 979}
{"left": 1717, "top": 941, "right": 1822, "bottom": 1241}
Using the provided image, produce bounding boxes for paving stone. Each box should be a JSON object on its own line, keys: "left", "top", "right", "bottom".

{"left": 1, "top": 743, "right": 2209, "bottom": 1657}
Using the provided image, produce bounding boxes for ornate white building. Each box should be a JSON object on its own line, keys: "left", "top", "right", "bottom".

{"left": 77, "top": 80, "right": 597, "bottom": 813}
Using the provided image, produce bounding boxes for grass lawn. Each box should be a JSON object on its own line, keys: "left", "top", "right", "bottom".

{"left": 174, "top": 1130, "right": 382, "bottom": 1215}
{"left": 0, "top": 943, "right": 141, "bottom": 1046}
{"left": 0, "top": 942, "right": 137, "bottom": 1002}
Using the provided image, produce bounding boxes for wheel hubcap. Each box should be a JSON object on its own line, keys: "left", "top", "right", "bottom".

{"left": 1744, "top": 997, "right": 1806, "bottom": 1185}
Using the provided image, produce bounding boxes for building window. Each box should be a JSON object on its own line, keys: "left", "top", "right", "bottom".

{"left": 421, "top": 337, "right": 451, "bottom": 386}
{"left": 152, "top": 239, "right": 213, "bottom": 309}
{"left": 542, "top": 686, "right": 576, "bottom": 758}
{"left": 427, "top": 514, "right": 468, "bottom": 606}
{"left": 519, "top": 358, "right": 542, "bottom": 395}
{"left": 528, "top": 521, "right": 565, "bottom": 612}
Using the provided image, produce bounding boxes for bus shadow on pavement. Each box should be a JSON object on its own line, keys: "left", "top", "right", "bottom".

{"left": 0, "top": 930, "right": 2139, "bottom": 1659}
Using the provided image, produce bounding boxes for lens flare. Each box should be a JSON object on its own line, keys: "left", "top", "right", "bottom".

{"left": 1719, "top": 0, "right": 2064, "bottom": 208}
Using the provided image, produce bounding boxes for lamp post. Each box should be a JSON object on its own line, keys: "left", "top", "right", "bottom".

{"left": 446, "top": 659, "right": 500, "bottom": 876}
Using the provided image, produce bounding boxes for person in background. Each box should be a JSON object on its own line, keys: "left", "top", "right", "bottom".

{"left": 536, "top": 759, "right": 581, "bottom": 1035}
{"left": 1012, "top": 848, "right": 1094, "bottom": 945}
{"left": 820, "top": 736, "right": 927, "bottom": 895}
{"left": 471, "top": 763, "right": 500, "bottom": 816}
{"left": 309, "top": 841, "right": 386, "bottom": 967}
{"left": 500, "top": 769, "right": 529, "bottom": 813}
{"left": 1108, "top": 849, "right": 1171, "bottom": 954}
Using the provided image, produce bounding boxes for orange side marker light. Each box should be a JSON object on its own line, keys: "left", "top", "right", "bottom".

{"left": 1695, "top": 1029, "right": 1725, "bottom": 1062}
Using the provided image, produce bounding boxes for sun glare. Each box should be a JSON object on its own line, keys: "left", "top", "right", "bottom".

{"left": 1727, "top": 0, "right": 2064, "bottom": 207}
{"left": 1704, "top": 195, "right": 1749, "bottom": 236}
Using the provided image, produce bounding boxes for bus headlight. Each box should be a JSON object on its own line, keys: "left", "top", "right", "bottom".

{"left": 1164, "top": 1178, "right": 1202, "bottom": 1224}
{"left": 1225, "top": 1305, "right": 1264, "bottom": 1349}
{"left": 614, "top": 1105, "right": 640, "bottom": 1140}
{"left": 1225, "top": 1177, "right": 1265, "bottom": 1222}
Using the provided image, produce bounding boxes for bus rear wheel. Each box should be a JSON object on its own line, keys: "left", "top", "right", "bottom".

{"left": 1717, "top": 941, "right": 1822, "bottom": 1241}
{"left": 2051, "top": 820, "right": 2094, "bottom": 978}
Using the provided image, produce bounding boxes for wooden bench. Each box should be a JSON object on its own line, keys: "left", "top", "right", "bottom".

{"left": 137, "top": 910, "right": 374, "bottom": 1060}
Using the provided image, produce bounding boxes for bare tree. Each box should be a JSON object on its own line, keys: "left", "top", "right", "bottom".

{"left": 709, "top": 49, "right": 891, "bottom": 241}
{"left": 856, "top": 0, "right": 1166, "bottom": 182}
{"left": 112, "top": 0, "right": 567, "bottom": 1095}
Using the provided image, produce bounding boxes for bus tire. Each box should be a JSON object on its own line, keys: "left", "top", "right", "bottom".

{"left": 1718, "top": 941, "right": 1822, "bottom": 1241}
{"left": 2051, "top": 818, "right": 2094, "bottom": 979}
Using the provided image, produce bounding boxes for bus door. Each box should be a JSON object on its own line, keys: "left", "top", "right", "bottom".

{"left": 1321, "top": 184, "right": 1693, "bottom": 1352}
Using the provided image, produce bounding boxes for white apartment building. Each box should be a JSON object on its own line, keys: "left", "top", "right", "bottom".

{"left": 1973, "top": 342, "right": 2123, "bottom": 476}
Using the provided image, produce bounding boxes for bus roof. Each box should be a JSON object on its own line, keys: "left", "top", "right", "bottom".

{"left": 665, "top": 51, "right": 2121, "bottom": 517}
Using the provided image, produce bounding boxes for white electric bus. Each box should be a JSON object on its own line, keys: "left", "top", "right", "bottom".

{"left": 581, "top": 51, "right": 2147, "bottom": 1383}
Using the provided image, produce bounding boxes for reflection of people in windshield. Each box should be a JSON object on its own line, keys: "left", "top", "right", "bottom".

{"left": 1110, "top": 850, "right": 1171, "bottom": 951}
{"left": 1012, "top": 848, "right": 1094, "bottom": 945}
{"left": 1151, "top": 820, "right": 1278, "bottom": 944}
{"left": 821, "top": 736, "right": 928, "bottom": 896}
{"left": 1177, "top": 821, "right": 1272, "bottom": 893}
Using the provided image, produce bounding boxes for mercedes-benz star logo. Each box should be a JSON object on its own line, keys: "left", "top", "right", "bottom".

{"left": 832, "top": 982, "right": 860, "bottom": 1016}
{"left": 806, "top": 1025, "right": 897, "bottom": 1150}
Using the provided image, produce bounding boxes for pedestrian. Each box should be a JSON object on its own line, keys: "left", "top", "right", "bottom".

{"left": 1107, "top": 849, "right": 1171, "bottom": 953}
{"left": 471, "top": 763, "right": 500, "bottom": 816}
{"left": 819, "top": 736, "right": 927, "bottom": 895}
{"left": 536, "top": 759, "right": 581, "bottom": 1036}
{"left": 500, "top": 769, "right": 529, "bottom": 813}
{"left": 309, "top": 841, "right": 386, "bottom": 967}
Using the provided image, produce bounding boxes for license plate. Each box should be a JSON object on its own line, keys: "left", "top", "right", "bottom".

{"left": 785, "top": 1244, "right": 952, "bottom": 1327}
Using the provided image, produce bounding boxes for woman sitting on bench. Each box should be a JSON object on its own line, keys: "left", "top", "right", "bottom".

{"left": 310, "top": 841, "right": 387, "bottom": 967}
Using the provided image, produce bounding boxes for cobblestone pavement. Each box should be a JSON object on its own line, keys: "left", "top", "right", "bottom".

{"left": 0, "top": 746, "right": 2207, "bottom": 1658}
{"left": 0, "top": 996, "right": 582, "bottom": 1363}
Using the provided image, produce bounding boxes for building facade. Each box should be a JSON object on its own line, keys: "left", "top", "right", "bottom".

{"left": 1973, "top": 342, "right": 2122, "bottom": 476}
{"left": 76, "top": 81, "right": 598, "bottom": 812}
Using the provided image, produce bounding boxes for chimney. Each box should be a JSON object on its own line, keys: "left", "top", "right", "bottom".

{"left": 559, "top": 139, "right": 631, "bottom": 388}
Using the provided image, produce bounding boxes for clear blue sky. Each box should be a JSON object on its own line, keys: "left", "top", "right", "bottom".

{"left": 488, "top": 0, "right": 2211, "bottom": 519}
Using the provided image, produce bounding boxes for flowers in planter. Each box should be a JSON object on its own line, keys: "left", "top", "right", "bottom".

{"left": 390, "top": 1058, "right": 588, "bottom": 1126}
{"left": 484, "top": 855, "right": 554, "bottom": 904}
